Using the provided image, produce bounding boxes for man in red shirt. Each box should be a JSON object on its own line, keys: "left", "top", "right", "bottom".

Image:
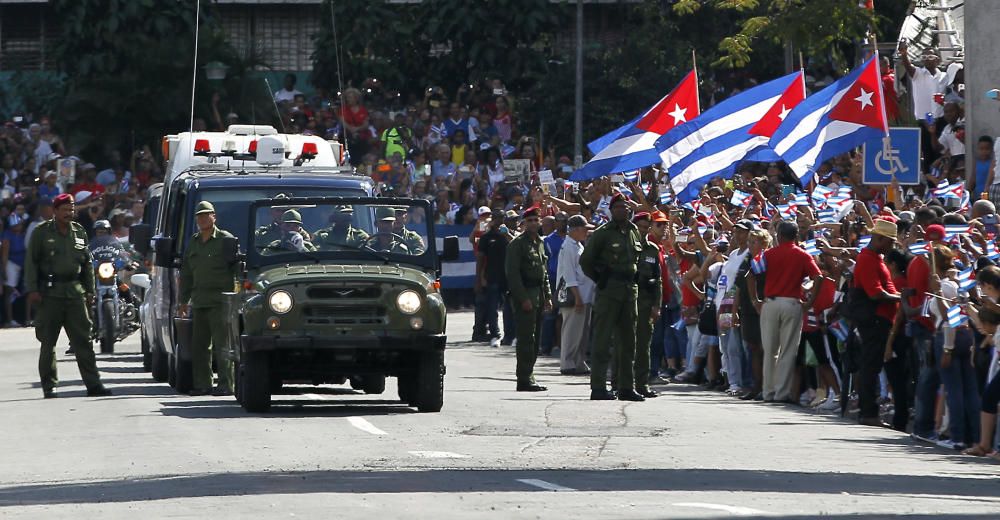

{"left": 904, "top": 222, "right": 944, "bottom": 439}
{"left": 753, "top": 221, "right": 822, "bottom": 403}
{"left": 853, "top": 219, "right": 901, "bottom": 427}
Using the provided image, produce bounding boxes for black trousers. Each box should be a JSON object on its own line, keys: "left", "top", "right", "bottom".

{"left": 883, "top": 333, "right": 912, "bottom": 431}
{"left": 857, "top": 317, "right": 891, "bottom": 420}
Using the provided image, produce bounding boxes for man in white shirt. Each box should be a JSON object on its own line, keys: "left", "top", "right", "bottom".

{"left": 901, "top": 42, "right": 947, "bottom": 120}
{"left": 273, "top": 73, "right": 302, "bottom": 104}
{"left": 717, "top": 220, "right": 751, "bottom": 393}
{"left": 556, "top": 215, "right": 596, "bottom": 374}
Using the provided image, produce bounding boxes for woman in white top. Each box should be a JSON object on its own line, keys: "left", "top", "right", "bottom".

{"left": 556, "top": 215, "right": 596, "bottom": 374}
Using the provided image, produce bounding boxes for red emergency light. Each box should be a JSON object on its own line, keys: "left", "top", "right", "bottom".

{"left": 300, "top": 142, "right": 318, "bottom": 158}
{"left": 248, "top": 140, "right": 258, "bottom": 154}
{"left": 193, "top": 139, "right": 211, "bottom": 154}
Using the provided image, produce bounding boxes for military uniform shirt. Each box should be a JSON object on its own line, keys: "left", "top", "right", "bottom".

{"left": 314, "top": 226, "right": 369, "bottom": 249}
{"left": 24, "top": 220, "right": 94, "bottom": 298}
{"left": 579, "top": 221, "right": 642, "bottom": 301}
{"left": 504, "top": 233, "right": 551, "bottom": 305}
{"left": 636, "top": 237, "right": 663, "bottom": 303}
{"left": 180, "top": 226, "right": 239, "bottom": 308}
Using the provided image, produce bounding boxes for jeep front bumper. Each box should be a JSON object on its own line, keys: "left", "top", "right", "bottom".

{"left": 241, "top": 333, "right": 446, "bottom": 352}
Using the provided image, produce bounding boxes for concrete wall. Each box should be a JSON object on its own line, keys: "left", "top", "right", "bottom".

{"left": 964, "top": 1, "right": 1000, "bottom": 151}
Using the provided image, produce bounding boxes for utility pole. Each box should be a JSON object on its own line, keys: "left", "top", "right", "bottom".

{"left": 574, "top": 0, "right": 584, "bottom": 169}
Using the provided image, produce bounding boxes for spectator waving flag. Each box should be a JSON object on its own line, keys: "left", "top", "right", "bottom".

{"left": 571, "top": 70, "right": 699, "bottom": 181}
{"left": 657, "top": 71, "right": 805, "bottom": 202}
{"left": 944, "top": 224, "right": 971, "bottom": 239}
{"left": 933, "top": 181, "right": 964, "bottom": 199}
{"left": 957, "top": 267, "right": 976, "bottom": 293}
{"left": 792, "top": 192, "right": 811, "bottom": 208}
{"left": 812, "top": 184, "right": 835, "bottom": 206}
{"left": 816, "top": 208, "right": 838, "bottom": 223}
{"left": 776, "top": 204, "right": 797, "bottom": 219}
{"left": 947, "top": 304, "right": 968, "bottom": 327}
{"left": 751, "top": 250, "right": 767, "bottom": 274}
{"left": 770, "top": 55, "right": 889, "bottom": 183}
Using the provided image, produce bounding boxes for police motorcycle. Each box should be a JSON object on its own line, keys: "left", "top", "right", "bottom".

{"left": 90, "top": 220, "right": 140, "bottom": 353}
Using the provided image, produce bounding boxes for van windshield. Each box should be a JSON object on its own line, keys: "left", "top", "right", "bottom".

{"left": 188, "top": 188, "right": 366, "bottom": 250}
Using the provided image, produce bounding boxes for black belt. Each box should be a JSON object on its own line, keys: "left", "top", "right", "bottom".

{"left": 45, "top": 274, "right": 79, "bottom": 283}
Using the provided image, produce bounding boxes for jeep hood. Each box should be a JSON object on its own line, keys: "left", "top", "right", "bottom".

{"left": 254, "top": 263, "right": 434, "bottom": 288}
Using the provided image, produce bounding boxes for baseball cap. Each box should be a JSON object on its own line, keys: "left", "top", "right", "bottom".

{"left": 734, "top": 219, "right": 755, "bottom": 231}
{"left": 194, "top": 201, "right": 216, "bottom": 215}
{"left": 567, "top": 214, "right": 594, "bottom": 229}
{"left": 504, "top": 210, "right": 518, "bottom": 220}
{"left": 74, "top": 190, "right": 93, "bottom": 204}
{"left": 477, "top": 206, "right": 492, "bottom": 218}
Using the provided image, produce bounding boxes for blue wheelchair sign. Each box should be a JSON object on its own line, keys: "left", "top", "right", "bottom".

{"left": 862, "top": 127, "right": 921, "bottom": 185}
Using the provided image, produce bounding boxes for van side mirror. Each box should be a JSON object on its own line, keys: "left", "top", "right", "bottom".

{"left": 153, "top": 236, "right": 175, "bottom": 267}
{"left": 221, "top": 235, "right": 240, "bottom": 265}
{"left": 440, "top": 235, "right": 460, "bottom": 262}
{"left": 129, "top": 224, "right": 152, "bottom": 255}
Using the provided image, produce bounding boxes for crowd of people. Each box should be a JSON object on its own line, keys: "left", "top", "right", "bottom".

{"left": 0, "top": 117, "right": 163, "bottom": 327}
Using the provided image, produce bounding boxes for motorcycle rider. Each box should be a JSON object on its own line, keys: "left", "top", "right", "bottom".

{"left": 90, "top": 219, "right": 137, "bottom": 307}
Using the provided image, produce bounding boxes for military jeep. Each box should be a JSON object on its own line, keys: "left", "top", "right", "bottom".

{"left": 228, "top": 196, "right": 458, "bottom": 413}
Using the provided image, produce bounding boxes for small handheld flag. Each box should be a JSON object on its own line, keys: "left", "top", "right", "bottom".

{"left": 751, "top": 251, "right": 767, "bottom": 274}
{"left": 946, "top": 304, "right": 968, "bottom": 328}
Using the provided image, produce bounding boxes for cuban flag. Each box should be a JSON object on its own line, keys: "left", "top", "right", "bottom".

{"left": 812, "top": 184, "right": 835, "bottom": 206}
{"left": 623, "top": 170, "right": 640, "bottom": 182}
{"left": 802, "top": 239, "right": 821, "bottom": 256}
{"left": 947, "top": 304, "right": 968, "bottom": 328}
{"left": 957, "top": 267, "right": 976, "bottom": 293}
{"left": 908, "top": 242, "right": 930, "bottom": 256}
{"left": 776, "top": 204, "right": 797, "bottom": 219}
{"left": 816, "top": 208, "right": 838, "bottom": 223}
{"left": 572, "top": 71, "right": 699, "bottom": 181}
{"left": 829, "top": 319, "right": 850, "bottom": 342}
{"left": 658, "top": 190, "right": 674, "bottom": 205}
{"left": 658, "top": 71, "right": 805, "bottom": 202}
{"left": 857, "top": 235, "right": 872, "bottom": 250}
{"left": 770, "top": 55, "right": 889, "bottom": 183}
{"left": 944, "top": 224, "right": 971, "bottom": 239}
{"left": 792, "top": 192, "right": 811, "bottom": 208}
{"left": 751, "top": 251, "right": 767, "bottom": 274}
{"left": 934, "top": 181, "right": 964, "bottom": 200}
{"left": 730, "top": 189, "right": 754, "bottom": 207}
{"left": 986, "top": 240, "right": 1000, "bottom": 260}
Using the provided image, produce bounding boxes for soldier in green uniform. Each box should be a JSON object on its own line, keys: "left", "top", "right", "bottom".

{"left": 393, "top": 207, "right": 426, "bottom": 254}
{"left": 632, "top": 212, "right": 662, "bottom": 399}
{"left": 314, "top": 205, "right": 369, "bottom": 250}
{"left": 178, "top": 201, "right": 239, "bottom": 396}
{"left": 25, "top": 194, "right": 111, "bottom": 398}
{"left": 254, "top": 193, "right": 291, "bottom": 245}
{"left": 503, "top": 206, "right": 551, "bottom": 392}
{"left": 264, "top": 210, "right": 317, "bottom": 252}
{"left": 579, "top": 192, "right": 645, "bottom": 401}
{"left": 369, "top": 208, "right": 411, "bottom": 253}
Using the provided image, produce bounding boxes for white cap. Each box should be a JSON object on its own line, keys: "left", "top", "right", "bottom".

{"left": 477, "top": 206, "right": 492, "bottom": 217}
{"left": 74, "top": 190, "right": 92, "bottom": 203}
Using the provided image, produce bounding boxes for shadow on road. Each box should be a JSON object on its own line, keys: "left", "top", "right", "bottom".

{"left": 0, "top": 467, "right": 998, "bottom": 509}
{"left": 158, "top": 398, "right": 417, "bottom": 419}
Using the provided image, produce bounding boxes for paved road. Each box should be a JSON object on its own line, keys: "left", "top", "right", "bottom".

{"left": 0, "top": 312, "right": 997, "bottom": 519}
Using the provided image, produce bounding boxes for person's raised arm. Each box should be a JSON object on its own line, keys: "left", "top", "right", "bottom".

{"left": 900, "top": 40, "right": 916, "bottom": 78}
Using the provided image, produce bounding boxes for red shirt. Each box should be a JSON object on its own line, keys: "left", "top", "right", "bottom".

{"left": 649, "top": 235, "right": 671, "bottom": 304}
{"left": 802, "top": 277, "right": 836, "bottom": 331}
{"left": 882, "top": 72, "right": 900, "bottom": 122}
{"left": 906, "top": 255, "right": 934, "bottom": 331}
{"left": 762, "top": 241, "right": 821, "bottom": 298}
{"left": 854, "top": 247, "right": 899, "bottom": 322}
{"left": 678, "top": 256, "right": 700, "bottom": 306}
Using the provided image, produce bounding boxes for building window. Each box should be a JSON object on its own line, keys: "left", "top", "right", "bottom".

{"left": 218, "top": 5, "right": 321, "bottom": 71}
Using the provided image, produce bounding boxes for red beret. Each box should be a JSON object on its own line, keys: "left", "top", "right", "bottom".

{"left": 610, "top": 192, "right": 628, "bottom": 207}
{"left": 631, "top": 211, "right": 651, "bottom": 224}
{"left": 925, "top": 224, "right": 946, "bottom": 241}
{"left": 53, "top": 193, "right": 73, "bottom": 209}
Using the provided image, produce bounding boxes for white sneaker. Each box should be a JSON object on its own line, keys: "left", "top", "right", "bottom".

{"left": 817, "top": 397, "right": 840, "bottom": 411}
{"left": 799, "top": 389, "right": 816, "bottom": 405}
{"left": 936, "top": 439, "right": 966, "bottom": 450}
{"left": 489, "top": 338, "right": 500, "bottom": 348}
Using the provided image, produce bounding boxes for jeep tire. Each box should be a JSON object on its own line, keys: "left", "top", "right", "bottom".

{"left": 151, "top": 343, "right": 169, "bottom": 383}
{"left": 414, "top": 351, "right": 444, "bottom": 412}
{"left": 175, "top": 350, "right": 193, "bottom": 394}
{"left": 397, "top": 374, "right": 417, "bottom": 406}
{"left": 240, "top": 350, "right": 272, "bottom": 412}
{"left": 167, "top": 352, "right": 177, "bottom": 387}
{"left": 361, "top": 375, "right": 386, "bottom": 395}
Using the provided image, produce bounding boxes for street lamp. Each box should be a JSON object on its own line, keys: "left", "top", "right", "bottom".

{"left": 203, "top": 61, "right": 229, "bottom": 81}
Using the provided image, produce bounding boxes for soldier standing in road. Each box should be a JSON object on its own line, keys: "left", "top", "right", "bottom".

{"left": 178, "top": 201, "right": 239, "bottom": 396}
{"left": 25, "top": 193, "right": 111, "bottom": 398}
{"left": 393, "top": 207, "right": 426, "bottom": 254}
{"left": 580, "top": 193, "right": 645, "bottom": 402}
{"left": 504, "top": 206, "right": 551, "bottom": 392}
{"left": 633, "top": 212, "right": 662, "bottom": 399}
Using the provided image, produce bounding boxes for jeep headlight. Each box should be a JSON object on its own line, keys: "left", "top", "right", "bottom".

{"left": 268, "top": 290, "right": 293, "bottom": 314}
{"left": 97, "top": 262, "right": 115, "bottom": 281}
{"left": 396, "top": 290, "right": 422, "bottom": 314}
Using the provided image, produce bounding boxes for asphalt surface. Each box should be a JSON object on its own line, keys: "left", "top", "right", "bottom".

{"left": 0, "top": 311, "right": 998, "bottom": 519}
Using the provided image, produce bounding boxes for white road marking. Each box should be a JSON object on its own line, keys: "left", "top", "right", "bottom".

{"left": 672, "top": 502, "right": 771, "bottom": 516}
{"left": 516, "top": 479, "right": 577, "bottom": 492}
{"left": 301, "top": 393, "right": 325, "bottom": 401}
{"left": 408, "top": 451, "right": 469, "bottom": 459}
{"left": 346, "top": 417, "right": 387, "bottom": 435}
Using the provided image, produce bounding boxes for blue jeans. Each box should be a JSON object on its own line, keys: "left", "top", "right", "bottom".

{"left": 935, "top": 329, "right": 981, "bottom": 445}
{"left": 721, "top": 327, "right": 747, "bottom": 389}
{"left": 539, "top": 309, "right": 558, "bottom": 353}
{"left": 478, "top": 284, "right": 503, "bottom": 339}
{"left": 650, "top": 306, "right": 687, "bottom": 375}
{"left": 502, "top": 290, "right": 516, "bottom": 344}
{"left": 911, "top": 324, "right": 940, "bottom": 437}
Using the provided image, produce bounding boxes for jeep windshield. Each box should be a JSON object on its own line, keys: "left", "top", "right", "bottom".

{"left": 248, "top": 197, "right": 436, "bottom": 269}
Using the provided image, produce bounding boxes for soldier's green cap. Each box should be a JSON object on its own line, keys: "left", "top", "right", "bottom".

{"left": 194, "top": 201, "right": 216, "bottom": 215}
{"left": 393, "top": 206, "right": 409, "bottom": 213}
{"left": 376, "top": 207, "right": 396, "bottom": 222}
{"left": 281, "top": 209, "right": 302, "bottom": 224}
{"left": 335, "top": 205, "right": 354, "bottom": 213}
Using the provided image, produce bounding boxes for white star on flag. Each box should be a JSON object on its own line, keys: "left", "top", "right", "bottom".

{"left": 668, "top": 104, "right": 688, "bottom": 125}
{"left": 778, "top": 104, "right": 790, "bottom": 120}
{"left": 854, "top": 88, "right": 874, "bottom": 110}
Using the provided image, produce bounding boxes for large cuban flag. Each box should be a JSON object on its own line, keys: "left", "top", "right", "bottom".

{"left": 769, "top": 55, "right": 889, "bottom": 184}
{"left": 656, "top": 71, "right": 805, "bottom": 202}
{"left": 570, "top": 70, "right": 699, "bottom": 181}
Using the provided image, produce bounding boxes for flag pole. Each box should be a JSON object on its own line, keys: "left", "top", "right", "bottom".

{"left": 692, "top": 49, "right": 700, "bottom": 113}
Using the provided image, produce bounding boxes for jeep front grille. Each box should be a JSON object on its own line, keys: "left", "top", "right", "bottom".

{"left": 303, "top": 304, "right": 387, "bottom": 325}
{"left": 306, "top": 286, "right": 383, "bottom": 300}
